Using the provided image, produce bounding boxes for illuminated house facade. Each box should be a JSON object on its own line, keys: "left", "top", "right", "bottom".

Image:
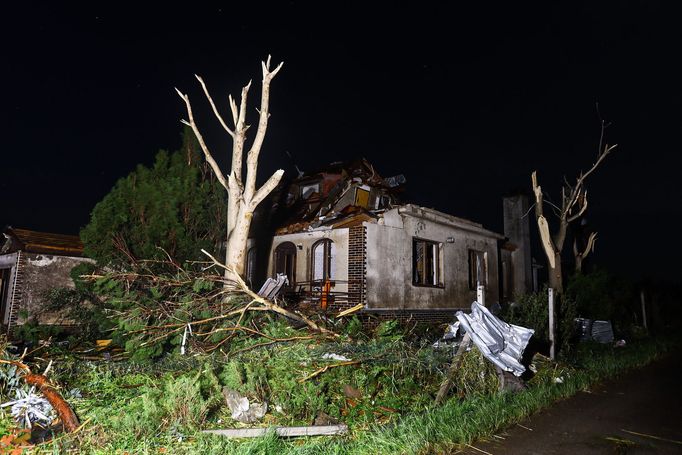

{"left": 247, "top": 160, "right": 528, "bottom": 323}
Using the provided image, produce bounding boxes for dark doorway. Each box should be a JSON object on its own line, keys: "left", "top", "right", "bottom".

{"left": 0, "top": 268, "right": 11, "bottom": 326}
{"left": 274, "top": 242, "right": 297, "bottom": 287}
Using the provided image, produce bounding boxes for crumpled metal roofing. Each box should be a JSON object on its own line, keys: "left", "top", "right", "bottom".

{"left": 456, "top": 302, "right": 534, "bottom": 377}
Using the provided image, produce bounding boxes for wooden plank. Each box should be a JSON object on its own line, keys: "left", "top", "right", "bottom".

{"left": 434, "top": 332, "right": 472, "bottom": 405}
{"left": 203, "top": 424, "right": 348, "bottom": 438}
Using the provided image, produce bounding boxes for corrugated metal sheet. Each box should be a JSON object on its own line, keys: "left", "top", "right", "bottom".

{"left": 456, "top": 302, "right": 534, "bottom": 377}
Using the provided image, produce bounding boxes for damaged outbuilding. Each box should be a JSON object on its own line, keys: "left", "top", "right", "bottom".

{"left": 0, "top": 227, "right": 93, "bottom": 337}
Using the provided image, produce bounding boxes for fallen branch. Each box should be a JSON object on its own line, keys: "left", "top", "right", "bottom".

{"left": 201, "top": 249, "right": 340, "bottom": 338}
{"left": 434, "top": 333, "right": 472, "bottom": 405}
{"left": 299, "top": 360, "right": 362, "bottom": 383}
{"left": 0, "top": 360, "right": 80, "bottom": 433}
{"left": 336, "top": 303, "right": 364, "bottom": 318}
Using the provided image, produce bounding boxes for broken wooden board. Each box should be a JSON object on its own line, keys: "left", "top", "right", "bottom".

{"left": 203, "top": 424, "right": 348, "bottom": 438}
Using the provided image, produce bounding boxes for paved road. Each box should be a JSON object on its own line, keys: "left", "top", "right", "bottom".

{"left": 460, "top": 351, "right": 682, "bottom": 454}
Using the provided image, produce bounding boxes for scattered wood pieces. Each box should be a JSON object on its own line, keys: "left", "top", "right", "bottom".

{"left": 516, "top": 423, "right": 533, "bottom": 431}
{"left": 299, "top": 361, "right": 361, "bottom": 383}
{"left": 336, "top": 304, "right": 364, "bottom": 318}
{"left": 203, "top": 424, "right": 348, "bottom": 438}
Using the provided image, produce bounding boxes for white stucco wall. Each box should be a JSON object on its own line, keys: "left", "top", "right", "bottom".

{"left": 269, "top": 228, "right": 350, "bottom": 294}
{"left": 365, "top": 211, "right": 500, "bottom": 310}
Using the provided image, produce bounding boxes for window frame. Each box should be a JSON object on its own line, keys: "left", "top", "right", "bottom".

{"left": 246, "top": 247, "right": 257, "bottom": 287}
{"left": 412, "top": 237, "right": 444, "bottom": 288}
{"left": 300, "top": 182, "right": 320, "bottom": 199}
{"left": 311, "top": 238, "right": 335, "bottom": 283}
{"left": 274, "top": 242, "right": 297, "bottom": 288}
{"left": 468, "top": 249, "right": 488, "bottom": 290}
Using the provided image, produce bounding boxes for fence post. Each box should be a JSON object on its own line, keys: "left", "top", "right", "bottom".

{"left": 640, "top": 290, "right": 648, "bottom": 332}
{"left": 548, "top": 287, "right": 556, "bottom": 360}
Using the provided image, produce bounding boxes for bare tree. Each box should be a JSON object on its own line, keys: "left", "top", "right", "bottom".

{"left": 531, "top": 123, "right": 616, "bottom": 293}
{"left": 176, "top": 57, "right": 284, "bottom": 279}
{"left": 573, "top": 231, "right": 597, "bottom": 274}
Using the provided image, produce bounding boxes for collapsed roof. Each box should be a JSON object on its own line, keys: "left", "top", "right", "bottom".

{"left": 274, "top": 158, "right": 500, "bottom": 239}
{"left": 275, "top": 158, "right": 405, "bottom": 234}
{"left": 1, "top": 227, "right": 84, "bottom": 257}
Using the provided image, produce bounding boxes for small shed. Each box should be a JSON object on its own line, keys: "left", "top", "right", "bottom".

{"left": 0, "top": 227, "right": 92, "bottom": 337}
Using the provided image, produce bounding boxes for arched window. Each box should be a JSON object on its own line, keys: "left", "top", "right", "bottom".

{"left": 246, "top": 247, "right": 257, "bottom": 287}
{"left": 311, "top": 239, "right": 335, "bottom": 282}
{"left": 274, "top": 242, "right": 296, "bottom": 287}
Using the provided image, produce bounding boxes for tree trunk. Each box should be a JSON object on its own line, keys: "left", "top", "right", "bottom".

{"left": 225, "top": 209, "right": 252, "bottom": 278}
{"left": 548, "top": 252, "right": 563, "bottom": 294}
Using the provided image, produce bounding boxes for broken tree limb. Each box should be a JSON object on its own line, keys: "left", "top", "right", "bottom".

{"left": 573, "top": 231, "right": 597, "bottom": 273}
{"left": 201, "top": 248, "right": 340, "bottom": 338}
{"left": 336, "top": 303, "right": 364, "bottom": 318}
{"left": 23, "top": 374, "right": 80, "bottom": 433}
{"left": 434, "top": 333, "right": 472, "bottom": 405}
{"left": 530, "top": 120, "right": 617, "bottom": 293}
{"left": 0, "top": 360, "right": 80, "bottom": 433}
{"left": 299, "top": 361, "right": 362, "bottom": 383}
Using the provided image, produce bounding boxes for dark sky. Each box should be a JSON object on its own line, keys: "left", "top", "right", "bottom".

{"left": 4, "top": 2, "right": 681, "bottom": 282}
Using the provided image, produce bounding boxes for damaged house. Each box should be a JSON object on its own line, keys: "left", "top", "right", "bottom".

{"left": 249, "top": 160, "right": 533, "bottom": 324}
{"left": 0, "top": 227, "right": 92, "bottom": 337}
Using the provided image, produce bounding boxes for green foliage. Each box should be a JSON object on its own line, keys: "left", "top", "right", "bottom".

{"left": 87, "top": 263, "right": 252, "bottom": 361}
{"left": 27, "top": 328, "right": 678, "bottom": 454}
{"left": 342, "top": 316, "right": 363, "bottom": 338}
{"left": 213, "top": 336, "right": 450, "bottom": 427}
{"left": 450, "top": 348, "right": 499, "bottom": 397}
{"left": 110, "top": 371, "right": 220, "bottom": 437}
{"left": 503, "top": 287, "right": 577, "bottom": 357}
{"left": 374, "top": 320, "right": 403, "bottom": 341}
{"left": 80, "top": 128, "right": 226, "bottom": 268}
{"left": 12, "top": 318, "right": 66, "bottom": 345}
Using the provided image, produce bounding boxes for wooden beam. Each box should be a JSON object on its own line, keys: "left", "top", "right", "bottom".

{"left": 202, "top": 424, "right": 348, "bottom": 438}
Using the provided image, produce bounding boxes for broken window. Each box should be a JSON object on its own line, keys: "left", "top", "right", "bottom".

{"left": 377, "top": 194, "right": 391, "bottom": 209}
{"left": 468, "top": 249, "right": 487, "bottom": 289}
{"left": 412, "top": 238, "right": 443, "bottom": 287}
{"left": 354, "top": 187, "right": 370, "bottom": 208}
{"left": 311, "top": 239, "right": 335, "bottom": 282}
{"left": 300, "top": 182, "right": 320, "bottom": 199}
{"left": 274, "top": 242, "right": 297, "bottom": 287}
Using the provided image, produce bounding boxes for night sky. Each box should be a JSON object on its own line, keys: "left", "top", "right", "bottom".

{"left": 4, "top": 2, "right": 681, "bottom": 283}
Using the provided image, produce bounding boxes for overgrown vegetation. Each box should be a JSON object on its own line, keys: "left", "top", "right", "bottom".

{"left": 566, "top": 268, "right": 638, "bottom": 335}
{"left": 0, "top": 329, "right": 676, "bottom": 454}
{"left": 80, "top": 128, "right": 226, "bottom": 268}
{"left": 502, "top": 287, "right": 578, "bottom": 357}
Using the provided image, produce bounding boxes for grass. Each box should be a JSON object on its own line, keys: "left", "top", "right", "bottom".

{"left": 0, "top": 334, "right": 678, "bottom": 454}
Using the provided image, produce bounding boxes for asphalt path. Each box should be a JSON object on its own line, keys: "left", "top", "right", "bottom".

{"left": 459, "top": 350, "right": 682, "bottom": 454}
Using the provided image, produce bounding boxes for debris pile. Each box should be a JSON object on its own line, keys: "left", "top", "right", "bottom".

{"left": 575, "top": 318, "right": 615, "bottom": 343}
